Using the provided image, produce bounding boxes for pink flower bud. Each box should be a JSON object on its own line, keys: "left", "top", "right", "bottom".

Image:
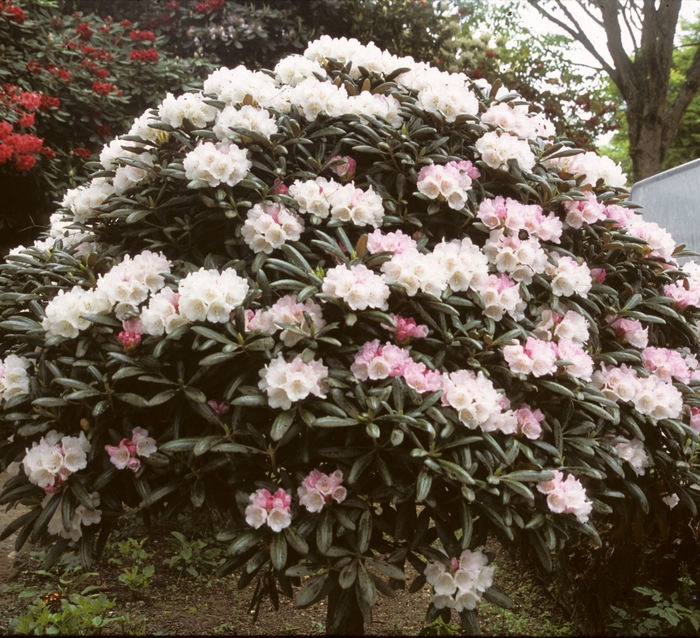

{"left": 207, "top": 399, "right": 230, "bottom": 415}
{"left": 590, "top": 268, "right": 606, "bottom": 284}
{"left": 328, "top": 155, "right": 356, "bottom": 181}
{"left": 272, "top": 178, "right": 288, "bottom": 195}
{"left": 118, "top": 330, "right": 142, "bottom": 353}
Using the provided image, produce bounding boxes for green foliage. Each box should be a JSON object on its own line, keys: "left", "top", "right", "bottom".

{"left": 10, "top": 592, "right": 121, "bottom": 636}
{"left": 108, "top": 538, "right": 155, "bottom": 599}
{"left": 419, "top": 617, "right": 462, "bottom": 635}
{"left": 164, "top": 530, "right": 222, "bottom": 578}
{"left": 608, "top": 569, "right": 700, "bottom": 636}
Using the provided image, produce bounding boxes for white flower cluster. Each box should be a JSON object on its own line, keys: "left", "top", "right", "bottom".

{"left": 139, "top": 287, "right": 187, "bottom": 336}
{"left": 212, "top": 104, "right": 278, "bottom": 141}
{"left": 321, "top": 263, "right": 390, "bottom": 311}
{"left": 61, "top": 179, "right": 115, "bottom": 223}
{"left": 441, "top": 369, "right": 517, "bottom": 434}
{"left": 247, "top": 295, "right": 325, "bottom": 347}
{"left": 433, "top": 238, "right": 490, "bottom": 293}
{"left": 274, "top": 54, "right": 326, "bottom": 86}
{"left": 626, "top": 218, "right": 676, "bottom": 261}
{"left": 97, "top": 250, "right": 172, "bottom": 319}
{"left": 424, "top": 549, "right": 496, "bottom": 612}
{"left": 158, "top": 92, "right": 219, "bottom": 129}
{"left": 381, "top": 249, "right": 446, "bottom": 297}
{"left": 481, "top": 102, "right": 555, "bottom": 140}
{"left": 183, "top": 139, "right": 251, "bottom": 188}
{"left": 545, "top": 254, "right": 592, "bottom": 298}
{"left": 203, "top": 65, "right": 290, "bottom": 111}
{"left": 534, "top": 306, "right": 590, "bottom": 346}
{"left": 23, "top": 430, "right": 90, "bottom": 490}
{"left": 483, "top": 230, "right": 548, "bottom": 285}
{"left": 544, "top": 150, "right": 627, "bottom": 188}
{"left": 537, "top": 470, "right": 593, "bottom": 524}
{"left": 177, "top": 267, "right": 250, "bottom": 323}
{"left": 0, "top": 354, "right": 30, "bottom": 401}
{"left": 99, "top": 138, "right": 155, "bottom": 196}
{"left": 475, "top": 131, "right": 536, "bottom": 173}
{"left": 42, "top": 286, "right": 112, "bottom": 339}
{"left": 613, "top": 438, "right": 651, "bottom": 476}
{"left": 241, "top": 202, "right": 304, "bottom": 254}
{"left": 258, "top": 354, "right": 328, "bottom": 410}
{"left": 289, "top": 177, "right": 385, "bottom": 227}
{"left": 45, "top": 490, "right": 101, "bottom": 541}
{"left": 481, "top": 274, "right": 526, "bottom": 321}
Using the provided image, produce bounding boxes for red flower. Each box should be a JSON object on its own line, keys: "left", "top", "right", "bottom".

{"left": 19, "top": 92, "right": 42, "bottom": 111}
{"left": 92, "top": 67, "right": 108, "bottom": 78}
{"left": 73, "top": 147, "right": 92, "bottom": 159}
{"left": 52, "top": 16, "right": 64, "bottom": 27}
{"left": 147, "top": 17, "right": 160, "bottom": 28}
{"left": 67, "top": 40, "right": 77, "bottom": 50}
{"left": 92, "top": 81, "right": 115, "bottom": 96}
{"left": 0, "top": 122, "right": 12, "bottom": 139}
{"left": 26, "top": 60, "right": 42, "bottom": 75}
{"left": 0, "top": 144, "right": 12, "bottom": 164}
{"left": 165, "top": 1, "right": 180, "bottom": 9}
{"left": 76, "top": 22, "right": 93, "bottom": 40}
{"left": 57, "top": 69, "right": 72, "bottom": 83}
{"left": 11, "top": 134, "right": 43, "bottom": 154}
{"left": 130, "top": 49, "right": 159, "bottom": 63}
{"left": 39, "top": 95, "right": 60, "bottom": 110}
{"left": 99, "top": 25, "right": 110, "bottom": 34}
{"left": 18, "top": 113, "right": 34, "bottom": 127}
{"left": 16, "top": 153, "right": 36, "bottom": 171}
{"left": 130, "top": 29, "right": 156, "bottom": 42}
{"left": 120, "top": 19, "right": 132, "bottom": 28}
{"left": 95, "top": 124, "right": 111, "bottom": 136}
{"left": 5, "top": 5, "right": 25, "bottom": 24}
{"left": 40, "top": 147, "right": 55, "bottom": 159}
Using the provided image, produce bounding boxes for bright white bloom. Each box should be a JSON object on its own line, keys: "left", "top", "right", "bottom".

{"left": 258, "top": 354, "right": 328, "bottom": 410}
{"left": 537, "top": 470, "right": 593, "bottom": 524}
{"left": 42, "top": 286, "right": 112, "bottom": 339}
{"left": 183, "top": 140, "right": 251, "bottom": 188}
{"left": 61, "top": 179, "right": 115, "bottom": 223}
{"left": 274, "top": 54, "right": 327, "bottom": 86}
{"left": 0, "top": 354, "right": 30, "bottom": 401}
{"left": 545, "top": 254, "right": 592, "bottom": 298}
{"left": 322, "top": 264, "right": 390, "bottom": 311}
{"left": 212, "top": 104, "right": 278, "bottom": 141}
{"left": 241, "top": 202, "right": 304, "bottom": 253}
{"left": 203, "top": 65, "right": 290, "bottom": 111}
{"left": 178, "top": 268, "right": 249, "bottom": 323}
{"left": 424, "top": 549, "right": 495, "bottom": 612}
{"left": 544, "top": 150, "right": 627, "bottom": 188}
{"left": 158, "top": 92, "right": 218, "bottom": 129}
{"left": 381, "top": 248, "right": 447, "bottom": 297}
{"left": 24, "top": 430, "right": 90, "bottom": 490}
{"left": 433, "top": 238, "right": 489, "bottom": 293}
{"left": 475, "top": 131, "right": 536, "bottom": 173}
{"left": 140, "top": 287, "right": 188, "bottom": 336}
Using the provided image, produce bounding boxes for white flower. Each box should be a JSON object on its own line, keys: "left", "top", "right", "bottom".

{"left": 183, "top": 140, "right": 251, "bottom": 188}
{"left": 258, "top": 354, "right": 328, "bottom": 409}
{"left": 178, "top": 268, "right": 249, "bottom": 323}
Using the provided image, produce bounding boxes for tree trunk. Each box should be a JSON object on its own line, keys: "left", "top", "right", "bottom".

{"left": 325, "top": 586, "right": 365, "bottom": 636}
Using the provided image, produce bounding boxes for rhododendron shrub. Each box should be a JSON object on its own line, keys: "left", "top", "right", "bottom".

{"left": 1, "top": 37, "right": 700, "bottom": 634}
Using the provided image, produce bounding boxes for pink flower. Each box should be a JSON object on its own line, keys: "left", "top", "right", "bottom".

{"left": 606, "top": 315, "right": 648, "bottom": 349}
{"left": 298, "top": 469, "right": 347, "bottom": 513}
{"left": 105, "top": 427, "right": 156, "bottom": 472}
{"left": 245, "top": 487, "right": 292, "bottom": 532}
{"left": 327, "top": 155, "right": 356, "bottom": 181}
{"left": 383, "top": 314, "right": 429, "bottom": 344}
{"left": 516, "top": 405, "right": 543, "bottom": 440}
{"left": 207, "top": 399, "right": 230, "bottom": 415}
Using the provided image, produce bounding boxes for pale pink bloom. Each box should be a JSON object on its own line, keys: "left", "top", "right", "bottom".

{"left": 245, "top": 487, "right": 292, "bottom": 531}
{"left": 328, "top": 155, "right": 356, "bottom": 180}
{"left": 208, "top": 399, "right": 230, "bottom": 415}
{"left": 383, "top": 314, "right": 429, "bottom": 343}
{"left": 366, "top": 229, "right": 417, "bottom": 255}
{"left": 606, "top": 315, "right": 649, "bottom": 349}
{"left": 516, "top": 405, "right": 544, "bottom": 440}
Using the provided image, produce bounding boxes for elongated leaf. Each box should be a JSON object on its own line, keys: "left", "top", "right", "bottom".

{"left": 295, "top": 574, "right": 328, "bottom": 608}
{"left": 270, "top": 533, "right": 288, "bottom": 571}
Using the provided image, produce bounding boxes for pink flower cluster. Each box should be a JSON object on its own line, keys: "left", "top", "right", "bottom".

{"left": 664, "top": 261, "right": 700, "bottom": 309}
{"left": 245, "top": 488, "right": 292, "bottom": 532}
{"left": 613, "top": 438, "right": 650, "bottom": 476}
{"left": 366, "top": 228, "right": 416, "bottom": 255}
{"left": 381, "top": 248, "right": 445, "bottom": 297}
{"left": 503, "top": 336, "right": 593, "bottom": 381}
{"left": 516, "top": 405, "right": 544, "bottom": 440}
{"left": 105, "top": 427, "right": 157, "bottom": 472}
{"left": 23, "top": 430, "right": 90, "bottom": 492}
{"left": 483, "top": 230, "right": 547, "bottom": 285}
{"left": 321, "top": 263, "right": 390, "bottom": 311}
{"left": 537, "top": 470, "right": 593, "bottom": 524}
{"left": 477, "top": 196, "right": 562, "bottom": 243}
{"left": 643, "top": 347, "right": 699, "bottom": 383}
{"left": 382, "top": 314, "right": 429, "bottom": 344}
{"left": 481, "top": 273, "right": 526, "bottom": 321}
{"left": 297, "top": 469, "right": 347, "bottom": 513}
{"left": 606, "top": 315, "right": 648, "bottom": 349}
{"left": 247, "top": 295, "right": 326, "bottom": 347}
{"left": 562, "top": 192, "right": 607, "bottom": 229}
{"left": 416, "top": 160, "right": 480, "bottom": 210}
{"left": 351, "top": 340, "right": 442, "bottom": 393}
{"left": 592, "top": 363, "right": 683, "bottom": 419}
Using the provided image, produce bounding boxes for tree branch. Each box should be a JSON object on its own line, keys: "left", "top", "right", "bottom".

{"left": 662, "top": 40, "right": 700, "bottom": 155}
{"left": 525, "top": 0, "right": 619, "bottom": 82}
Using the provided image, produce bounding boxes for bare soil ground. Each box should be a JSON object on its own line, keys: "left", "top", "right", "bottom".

{"left": 0, "top": 488, "right": 575, "bottom": 636}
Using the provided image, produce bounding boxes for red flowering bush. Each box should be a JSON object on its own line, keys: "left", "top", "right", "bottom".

{"left": 0, "top": 0, "right": 213, "bottom": 250}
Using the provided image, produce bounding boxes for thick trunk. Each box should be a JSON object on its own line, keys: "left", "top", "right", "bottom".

{"left": 325, "top": 586, "right": 365, "bottom": 636}
{"left": 628, "top": 105, "right": 665, "bottom": 182}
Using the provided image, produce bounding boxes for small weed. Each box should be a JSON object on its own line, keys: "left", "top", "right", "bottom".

{"left": 109, "top": 538, "right": 155, "bottom": 600}
{"left": 164, "top": 530, "right": 222, "bottom": 579}
{"left": 311, "top": 619, "right": 326, "bottom": 634}
{"left": 212, "top": 621, "right": 239, "bottom": 635}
